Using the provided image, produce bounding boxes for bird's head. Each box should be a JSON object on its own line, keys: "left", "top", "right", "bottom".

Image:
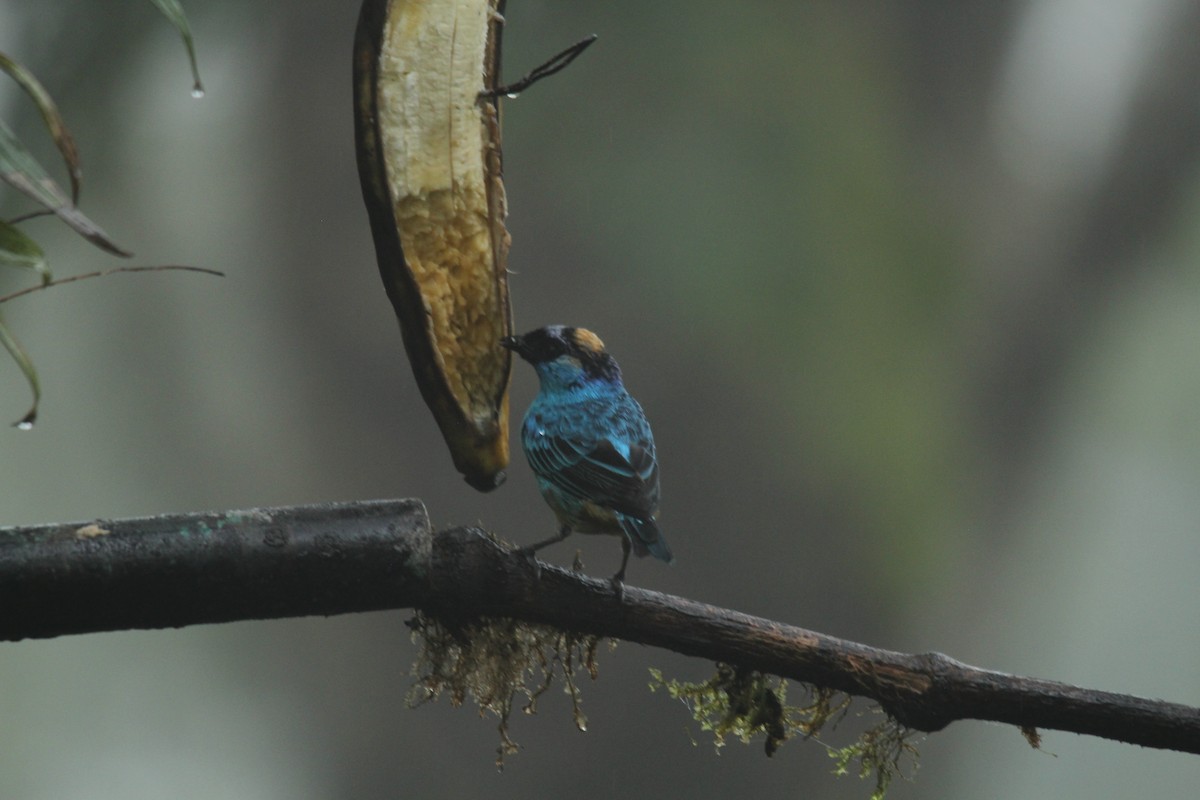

{"left": 501, "top": 325, "right": 621, "bottom": 388}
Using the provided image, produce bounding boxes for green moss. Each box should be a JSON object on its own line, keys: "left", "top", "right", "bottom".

{"left": 829, "top": 708, "right": 921, "bottom": 800}
{"left": 650, "top": 663, "right": 919, "bottom": 798}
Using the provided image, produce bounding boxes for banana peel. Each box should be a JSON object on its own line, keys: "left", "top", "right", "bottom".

{"left": 354, "top": 0, "right": 512, "bottom": 491}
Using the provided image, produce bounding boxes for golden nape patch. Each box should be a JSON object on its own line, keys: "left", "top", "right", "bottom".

{"left": 571, "top": 328, "right": 606, "bottom": 354}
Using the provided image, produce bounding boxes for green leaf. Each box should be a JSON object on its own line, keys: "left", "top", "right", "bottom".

{"left": 0, "top": 119, "right": 131, "bottom": 257}
{"left": 0, "top": 221, "right": 51, "bottom": 285}
{"left": 0, "top": 51, "right": 82, "bottom": 202}
{"left": 148, "top": 0, "right": 205, "bottom": 97}
{"left": 0, "top": 313, "right": 40, "bottom": 428}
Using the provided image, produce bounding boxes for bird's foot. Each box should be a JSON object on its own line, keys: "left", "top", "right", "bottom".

{"left": 513, "top": 527, "right": 571, "bottom": 584}
{"left": 515, "top": 546, "right": 543, "bottom": 581}
{"left": 609, "top": 573, "right": 626, "bottom": 602}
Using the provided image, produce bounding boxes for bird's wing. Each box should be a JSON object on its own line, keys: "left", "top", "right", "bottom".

{"left": 527, "top": 429, "right": 658, "bottom": 519}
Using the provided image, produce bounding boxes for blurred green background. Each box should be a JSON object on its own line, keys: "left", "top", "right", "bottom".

{"left": 3, "top": 0, "right": 1199, "bottom": 797}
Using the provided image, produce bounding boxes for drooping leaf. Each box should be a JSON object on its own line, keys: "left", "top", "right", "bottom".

{"left": 0, "top": 51, "right": 82, "bottom": 202}
{"left": 0, "top": 313, "right": 39, "bottom": 428}
{"left": 0, "top": 120, "right": 131, "bottom": 257}
{"left": 148, "top": 0, "right": 205, "bottom": 96}
{"left": 0, "top": 221, "right": 51, "bottom": 285}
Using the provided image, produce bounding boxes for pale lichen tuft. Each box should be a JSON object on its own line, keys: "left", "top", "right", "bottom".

{"left": 407, "top": 610, "right": 604, "bottom": 768}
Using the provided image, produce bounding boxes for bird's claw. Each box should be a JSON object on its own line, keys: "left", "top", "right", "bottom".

{"left": 516, "top": 546, "right": 543, "bottom": 581}
{"left": 610, "top": 575, "right": 626, "bottom": 602}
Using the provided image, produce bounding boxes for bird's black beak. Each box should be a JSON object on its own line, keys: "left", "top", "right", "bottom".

{"left": 499, "top": 334, "right": 521, "bottom": 354}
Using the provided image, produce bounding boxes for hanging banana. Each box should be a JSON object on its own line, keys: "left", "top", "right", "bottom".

{"left": 353, "top": 0, "right": 512, "bottom": 492}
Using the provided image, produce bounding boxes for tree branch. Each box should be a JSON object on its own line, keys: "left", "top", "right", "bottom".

{"left": 2, "top": 500, "right": 1197, "bottom": 754}
{"left": 0, "top": 499, "right": 430, "bottom": 635}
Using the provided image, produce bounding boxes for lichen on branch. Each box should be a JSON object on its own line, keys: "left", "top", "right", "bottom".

{"left": 406, "top": 609, "right": 606, "bottom": 767}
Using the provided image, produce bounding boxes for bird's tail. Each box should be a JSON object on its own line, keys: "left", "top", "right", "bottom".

{"left": 617, "top": 514, "right": 674, "bottom": 564}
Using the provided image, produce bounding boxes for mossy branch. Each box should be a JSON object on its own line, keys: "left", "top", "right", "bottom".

{"left": 1, "top": 499, "right": 1197, "bottom": 757}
